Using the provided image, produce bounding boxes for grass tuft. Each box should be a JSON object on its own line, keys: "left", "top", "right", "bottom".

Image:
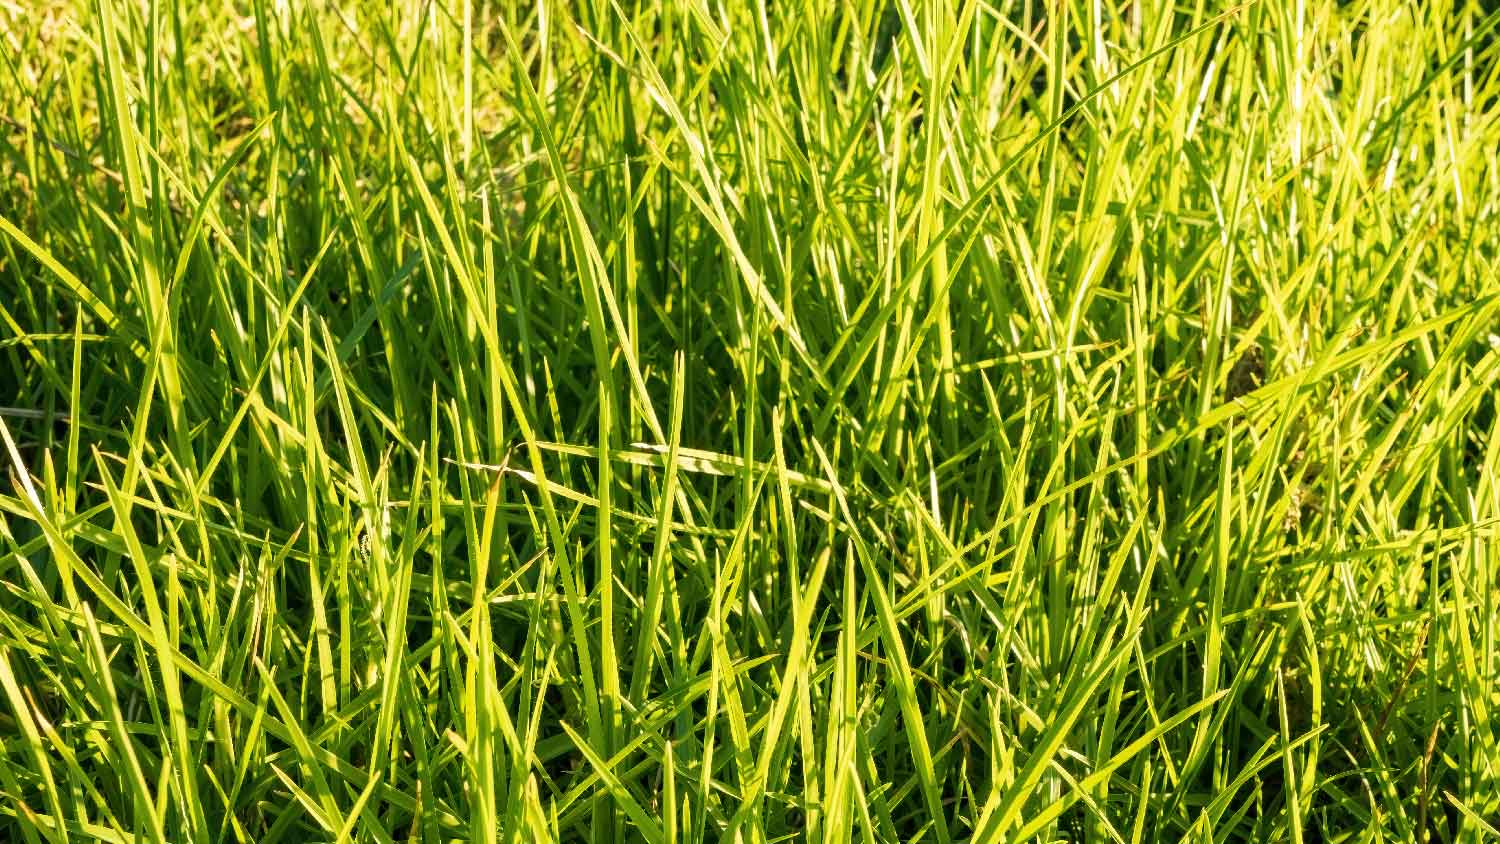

{"left": 3, "top": 0, "right": 1500, "bottom": 841}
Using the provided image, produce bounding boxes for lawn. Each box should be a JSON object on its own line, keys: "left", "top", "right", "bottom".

{"left": 2, "top": 0, "right": 1499, "bottom": 841}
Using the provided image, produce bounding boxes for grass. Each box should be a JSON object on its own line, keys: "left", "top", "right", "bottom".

{"left": 2, "top": 0, "right": 1500, "bottom": 840}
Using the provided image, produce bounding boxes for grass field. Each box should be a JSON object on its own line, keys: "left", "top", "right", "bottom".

{"left": 3, "top": 0, "right": 1500, "bottom": 841}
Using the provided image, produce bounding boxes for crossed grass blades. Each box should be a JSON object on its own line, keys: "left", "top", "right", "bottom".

{"left": 3, "top": 0, "right": 1500, "bottom": 841}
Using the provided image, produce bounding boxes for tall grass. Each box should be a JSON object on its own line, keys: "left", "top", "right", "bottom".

{"left": 2, "top": 0, "right": 1499, "bottom": 841}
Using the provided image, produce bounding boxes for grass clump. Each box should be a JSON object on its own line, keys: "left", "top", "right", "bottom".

{"left": 3, "top": 0, "right": 1500, "bottom": 841}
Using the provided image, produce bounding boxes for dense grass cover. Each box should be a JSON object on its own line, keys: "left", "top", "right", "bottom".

{"left": 2, "top": 0, "right": 1500, "bottom": 840}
